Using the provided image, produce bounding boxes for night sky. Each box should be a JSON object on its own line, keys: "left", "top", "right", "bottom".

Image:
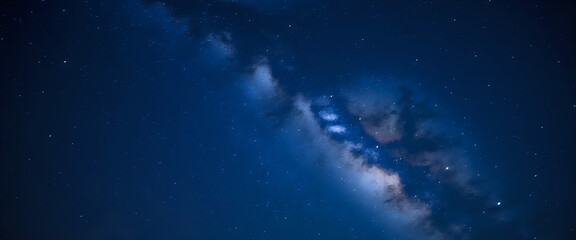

{"left": 1, "top": 0, "right": 575, "bottom": 239}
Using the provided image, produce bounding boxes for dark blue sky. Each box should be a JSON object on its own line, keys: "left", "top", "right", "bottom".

{"left": 1, "top": 0, "right": 575, "bottom": 239}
